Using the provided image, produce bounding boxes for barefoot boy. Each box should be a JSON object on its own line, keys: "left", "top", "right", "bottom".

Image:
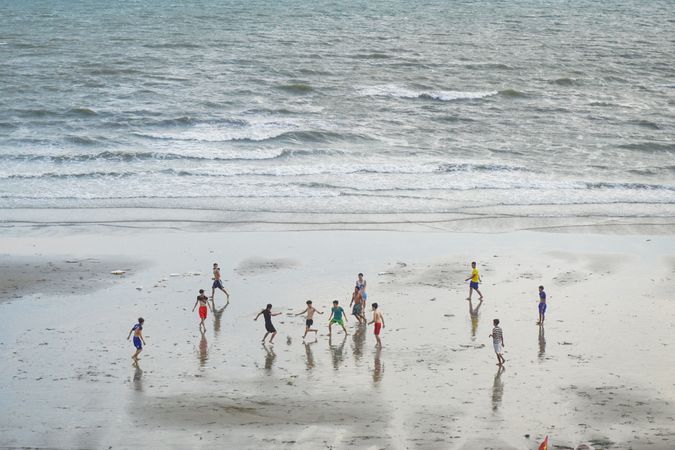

{"left": 536, "top": 285, "right": 547, "bottom": 325}
{"left": 350, "top": 286, "right": 366, "bottom": 324}
{"left": 489, "top": 318, "right": 505, "bottom": 366}
{"left": 192, "top": 289, "right": 213, "bottom": 331}
{"left": 296, "top": 300, "right": 323, "bottom": 339}
{"left": 211, "top": 263, "right": 230, "bottom": 305}
{"left": 255, "top": 303, "right": 281, "bottom": 344}
{"left": 356, "top": 273, "right": 367, "bottom": 303}
{"left": 368, "top": 302, "right": 385, "bottom": 347}
{"left": 126, "top": 317, "right": 146, "bottom": 361}
{"left": 328, "top": 300, "right": 348, "bottom": 336}
{"left": 465, "top": 261, "right": 484, "bottom": 301}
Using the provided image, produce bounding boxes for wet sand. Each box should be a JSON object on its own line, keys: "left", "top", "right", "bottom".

{"left": 0, "top": 229, "right": 674, "bottom": 449}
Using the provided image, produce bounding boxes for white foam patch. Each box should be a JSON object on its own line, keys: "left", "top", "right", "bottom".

{"left": 357, "top": 84, "right": 497, "bottom": 101}
{"left": 137, "top": 117, "right": 299, "bottom": 142}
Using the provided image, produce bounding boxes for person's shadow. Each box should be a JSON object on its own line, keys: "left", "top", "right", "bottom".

{"left": 469, "top": 298, "right": 483, "bottom": 341}
{"left": 212, "top": 300, "right": 230, "bottom": 338}
{"left": 132, "top": 360, "right": 143, "bottom": 392}
{"left": 303, "top": 339, "right": 317, "bottom": 371}
{"left": 262, "top": 343, "right": 276, "bottom": 372}
{"left": 491, "top": 365, "right": 505, "bottom": 411}
{"left": 538, "top": 324, "right": 546, "bottom": 361}
{"left": 329, "top": 334, "right": 347, "bottom": 371}
{"left": 373, "top": 347, "right": 384, "bottom": 384}
{"left": 198, "top": 329, "right": 209, "bottom": 368}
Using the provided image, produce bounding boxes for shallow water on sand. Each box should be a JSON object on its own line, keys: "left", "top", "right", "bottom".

{"left": 0, "top": 230, "right": 674, "bottom": 448}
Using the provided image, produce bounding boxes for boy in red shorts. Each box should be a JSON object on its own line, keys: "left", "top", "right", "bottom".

{"left": 192, "top": 289, "right": 213, "bottom": 331}
{"left": 368, "top": 303, "right": 385, "bottom": 347}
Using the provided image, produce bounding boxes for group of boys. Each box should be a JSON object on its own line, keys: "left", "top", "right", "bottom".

{"left": 127, "top": 262, "right": 547, "bottom": 366}
{"left": 255, "top": 273, "right": 386, "bottom": 347}
{"left": 466, "top": 261, "right": 548, "bottom": 366}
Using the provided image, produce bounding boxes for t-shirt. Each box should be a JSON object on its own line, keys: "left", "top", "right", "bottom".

{"left": 132, "top": 323, "right": 143, "bottom": 332}
{"left": 471, "top": 268, "right": 480, "bottom": 282}
{"left": 539, "top": 291, "right": 546, "bottom": 302}
{"left": 332, "top": 306, "right": 345, "bottom": 321}
{"left": 262, "top": 309, "right": 273, "bottom": 326}
{"left": 197, "top": 294, "right": 208, "bottom": 304}
{"left": 491, "top": 326, "right": 503, "bottom": 344}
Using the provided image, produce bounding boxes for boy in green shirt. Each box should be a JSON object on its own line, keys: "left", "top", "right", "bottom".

{"left": 328, "top": 300, "right": 348, "bottom": 336}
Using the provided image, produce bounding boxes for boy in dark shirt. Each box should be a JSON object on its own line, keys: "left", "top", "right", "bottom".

{"left": 255, "top": 303, "right": 281, "bottom": 344}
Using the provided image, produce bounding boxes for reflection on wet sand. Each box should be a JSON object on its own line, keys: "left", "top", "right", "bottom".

{"left": 468, "top": 298, "right": 483, "bottom": 340}
{"left": 263, "top": 344, "right": 276, "bottom": 372}
{"left": 329, "top": 334, "right": 347, "bottom": 370}
{"left": 303, "top": 339, "right": 317, "bottom": 370}
{"left": 132, "top": 361, "right": 143, "bottom": 392}
{"left": 198, "top": 329, "right": 208, "bottom": 368}
{"left": 212, "top": 301, "right": 230, "bottom": 337}
{"left": 538, "top": 325, "right": 546, "bottom": 361}
{"left": 373, "top": 347, "right": 384, "bottom": 384}
{"left": 352, "top": 324, "right": 366, "bottom": 362}
{"left": 491, "top": 366, "right": 505, "bottom": 411}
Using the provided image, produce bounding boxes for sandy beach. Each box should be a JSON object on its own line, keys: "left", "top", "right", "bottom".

{"left": 0, "top": 224, "right": 673, "bottom": 449}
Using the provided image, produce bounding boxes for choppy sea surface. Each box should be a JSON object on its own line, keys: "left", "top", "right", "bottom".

{"left": 1, "top": 0, "right": 674, "bottom": 222}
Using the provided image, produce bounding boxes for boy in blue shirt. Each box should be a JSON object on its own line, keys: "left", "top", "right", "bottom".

{"left": 537, "top": 285, "right": 547, "bottom": 325}
{"left": 126, "top": 317, "right": 146, "bottom": 361}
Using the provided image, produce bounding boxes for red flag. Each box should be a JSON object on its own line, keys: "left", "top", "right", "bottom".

{"left": 538, "top": 436, "right": 548, "bottom": 450}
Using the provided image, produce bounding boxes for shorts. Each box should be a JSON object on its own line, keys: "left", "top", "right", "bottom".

{"left": 212, "top": 279, "right": 223, "bottom": 289}
{"left": 352, "top": 303, "right": 362, "bottom": 315}
{"left": 133, "top": 336, "right": 142, "bottom": 350}
{"left": 361, "top": 291, "right": 368, "bottom": 301}
{"left": 265, "top": 324, "right": 276, "bottom": 333}
{"left": 374, "top": 322, "right": 382, "bottom": 336}
{"left": 199, "top": 305, "right": 207, "bottom": 319}
{"left": 470, "top": 281, "right": 479, "bottom": 290}
{"left": 493, "top": 342, "right": 502, "bottom": 354}
{"left": 330, "top": 319, "right": 344, "bottom": 326}
{"left": 306, "top": 319, "right": 314, "bottom": 327}
{"left": 538, "top": 302, "right": 547, "bottom": 314}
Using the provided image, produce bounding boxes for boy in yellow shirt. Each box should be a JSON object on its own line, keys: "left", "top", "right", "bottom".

{"left": 465, "top": 261, "right": 484, "bottom": 301}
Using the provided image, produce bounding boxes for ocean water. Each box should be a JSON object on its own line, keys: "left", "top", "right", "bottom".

{"left": 1, "top": 0, "right": 674, "bottom": 221}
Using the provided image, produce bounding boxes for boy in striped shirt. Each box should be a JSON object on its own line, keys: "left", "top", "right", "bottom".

{"left": 489, "top": 319, "right": 505, "bottom": 366}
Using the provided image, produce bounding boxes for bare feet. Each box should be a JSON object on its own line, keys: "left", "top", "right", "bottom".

{"left": 466, "top": 297, "right": 471, "bottom": 301}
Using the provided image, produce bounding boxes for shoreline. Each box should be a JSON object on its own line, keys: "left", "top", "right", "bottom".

{"left": 1, "top": 207, "right": 674, "bottom": 235}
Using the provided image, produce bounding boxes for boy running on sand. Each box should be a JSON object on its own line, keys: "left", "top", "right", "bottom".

{"left": 537, "top": 285, "right": 547, "bottom": 325}
{"left": 126, "top": 317, "right": 146, "bottom": 361}
{"left": 210, "top": 263, "right": 230, "bottom": 305}
{"left": 296, "top": 300, "right": 323, "bottom": 339}
{"left": 350, "top": 286, "right": 366, "bottom": 324}
{"left": 489, "top": 318, "right": 505, "bottom": 366}
{"left": 255, "top": 303, "right": 281, "bottom": 344}
{"left": 368, "top": 303, "right": 385, "bottom": 347}
{"left": 192, "top": 289, "right": 213, "bottom": 331}
{"left": 465, "top": 261, "right": 484, "bottom": 301}
{"left": 328, "top": 300, "right": 348, "bottom": 336}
